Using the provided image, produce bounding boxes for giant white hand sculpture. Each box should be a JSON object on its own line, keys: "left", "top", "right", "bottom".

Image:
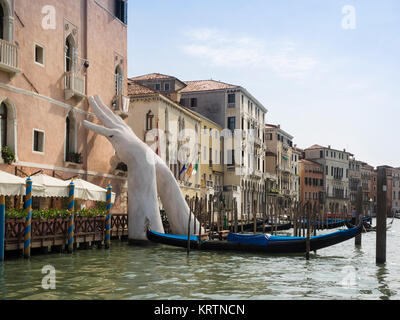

{"left": 83, "top": 95, "right": 204, "bottom": 242}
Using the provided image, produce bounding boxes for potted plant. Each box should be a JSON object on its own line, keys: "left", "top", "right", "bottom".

{"left": 2, "top": 146, "right": 15, "bottom": 165}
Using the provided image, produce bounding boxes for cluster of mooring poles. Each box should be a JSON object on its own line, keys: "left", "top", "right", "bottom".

{"left": 178, "top": 185, "right": 389, "bottom": 263}
{"left": 0, "top": 177, "right": 113, "bottom": 261}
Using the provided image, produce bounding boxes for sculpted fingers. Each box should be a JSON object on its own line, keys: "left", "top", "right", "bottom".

{"left": 83, "top": 120, "right": 116, "bottom": 138}
{"left": 88, "top": 96, "right": 116, "bottom": 129}
{"left": 93, "top": 95, "right": 126, "bottom": 126}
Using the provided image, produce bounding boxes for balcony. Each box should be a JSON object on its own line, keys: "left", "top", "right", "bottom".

{"left": 253, "top": 170, "right": 263, "bottom": 179}
{"left": 264, "top": 172, "right": 277, "bottom": 181}
{"left": 112, "top": 93, "right": 130, "bottom": 119}
{"left": 254, "top": 137, "right": 262, "bottom": 147}
{"left": 0, "top": 39, "right": 20, "bottom": 77}
{"left": 64, "top": 72, "right": 86, "bottom": 100}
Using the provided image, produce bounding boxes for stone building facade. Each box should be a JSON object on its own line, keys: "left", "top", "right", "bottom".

{"left": 265, "top": 124, "right": 299, "bottom": 207}
{"left": 299, "top": 159, "right": 325, "bottom": 208}
{"left": 179, "top": 80, "right": 268, "bottom": 220}
{"left": 304, "top": 145, "right": 352, "bottom": 214}
{"left": 127, "top": 78, "right": 202, "bottom": 199}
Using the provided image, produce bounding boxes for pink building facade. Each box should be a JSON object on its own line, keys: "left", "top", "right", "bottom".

{"left": 0, "top": 0, "right": 128, "bottom": 212}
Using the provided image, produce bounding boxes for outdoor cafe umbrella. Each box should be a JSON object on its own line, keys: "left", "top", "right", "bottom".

{"left": 29, "top": 173, "right": 69, "bottom": 198}
{"left": 0, "top": 170, "right": 45, "bottom": 196}
{"left": 64, "top": 179, "right": 116, "bottom": 204}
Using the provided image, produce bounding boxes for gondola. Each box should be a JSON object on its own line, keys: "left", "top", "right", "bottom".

{"left": 293, "top": 218, "right": 346, "bottom": 230}
{"left": 241, "top": 221, "right": 292, "bottom": 232}
{"left": 345, "top": 216, "right": 394, "bottom": 233}
{"left": 256, "top": 222, "right": 292, "bottom": 232}
{"left": 146, "top": 222, "right": 362, "bottom": 255}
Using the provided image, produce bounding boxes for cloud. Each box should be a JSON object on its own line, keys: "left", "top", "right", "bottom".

{"left": 181, "top": 28, "right": 318, "bottom": 79}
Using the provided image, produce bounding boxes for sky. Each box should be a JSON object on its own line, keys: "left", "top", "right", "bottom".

{"left": 127, "top": 0, "right": 400, "bottom": 168}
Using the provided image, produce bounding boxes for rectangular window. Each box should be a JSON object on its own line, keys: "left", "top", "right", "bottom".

{"left": 320, "top": 150, "right": 323, "bottom": 158}
{"left": 227, "top": 117, "right": 236, "bottom": 131}
{"left": 179, "top": 98, "right": 186, "bottom": 106}
{"left": 33, "top": 129, "right": 45, "bottom": 153}
{"left": 228, "top": 93, "right": 236, "bottom": 104}
{"left": 115, "top": 0, "right": 128, "bottom": 24}
{"left": 155, "top": 83, "right": 161, "bottom": 91}
{"left": 164, "top": 83, "right": 170, "bottom": 91}
{"left": 35, "top": 44, "right": 44, "bottom": 66}
{"left": 190, "top": 98, "right": 197, "bottom": 108}
{"left": 227, "top": 150, "right": 235, "bottom": 166}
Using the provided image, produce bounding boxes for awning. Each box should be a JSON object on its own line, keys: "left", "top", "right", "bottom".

{"left": 30, "top": 174, "right": 69, "bottom": 198}
{"left": 0, "top": 171, "right": 115, "bottom": 203}
{"left": 67, "top": 179, "right": 116, "bottom": 204}
{"left": 0, "top": 170, "right": 45, "bottom": 197}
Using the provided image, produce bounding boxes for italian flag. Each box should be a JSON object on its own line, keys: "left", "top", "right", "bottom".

{"left": 188, "top": 162, "right": 198, "bottom": 178}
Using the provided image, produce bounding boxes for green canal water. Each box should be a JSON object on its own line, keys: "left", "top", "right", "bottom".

{"left": 1, "top": 218, "right": 399, "bottom": 300}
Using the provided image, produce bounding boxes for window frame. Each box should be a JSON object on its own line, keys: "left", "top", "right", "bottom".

{"left": 34, "top": 43, "right": 45, "bottom": 67}
{"left": 32, "top": 128, "right": 45, "bottom": 154}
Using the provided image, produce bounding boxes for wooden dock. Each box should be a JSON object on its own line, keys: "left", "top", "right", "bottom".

{"left": 3, "top": 214, "right": 128, "bottom": 254}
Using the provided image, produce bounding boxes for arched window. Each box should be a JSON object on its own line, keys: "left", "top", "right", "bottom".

{"left": 115, "top": 65, "right": 123, "bottom": 95}
{"left": 0, "top": 98, "right": 17, "bottom": 160}
{"left": 65, "top": 35, "right": 76, "bottom": 72}
{"left": 0, "top": 102, "right": 7, "bottom": 147}
{"left": 0, "top": 0, "right": 12, "bottom": 42}
{"left": 146, "top": 111, "right": 154, "bottom": 131}
{"left": 0, "top": 4, "right": 4, "bottom": 40}
{"left": 65, "top": 111, "right": 77, "bottom": 160}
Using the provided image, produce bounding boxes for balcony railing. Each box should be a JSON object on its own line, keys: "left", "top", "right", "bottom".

{"left": 113, "top": 92, "right": 130, "bottom": 118}
{"left": 0, "top": 39, "right": 20, "bottom": 77}
{"left": 64, "top": 72, "right": 86, "bottom": 100}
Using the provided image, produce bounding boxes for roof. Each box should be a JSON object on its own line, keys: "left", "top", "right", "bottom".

{"left": 127, "top": 81, "right": 156, "bottom": 96}
{"left": 265, "top": 124, "right": 294, "bottom": 140}
{"left": 299, "top": 159, "right": 323, "bottom": 167}
{"left": 129, "top": 73, "right": 187, "bottom": 89}
{"left": 305, "top": 144, "right": 325, "bottom": 150}
{"left": 128, "top": 80, "right": 202, "bottom": 122}
{"left": 130, "top": 73, "right": 177, "bottom": 81}
{"left": 179, "top": 80, "right": 239, "bottom": 93}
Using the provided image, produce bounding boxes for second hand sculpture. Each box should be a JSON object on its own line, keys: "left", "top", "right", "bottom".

{"left": 83, "top": 95, "right": 204, "bottom": 243}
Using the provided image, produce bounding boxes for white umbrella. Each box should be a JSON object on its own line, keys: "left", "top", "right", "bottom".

{"left": 0, "top": 170, "right": 45, "bottom": 196}
{"left": 65, "top": 179, "right": 116, "bottom": 204}
{"left": 30, "top": 174, "right": 69, "bottom": 198}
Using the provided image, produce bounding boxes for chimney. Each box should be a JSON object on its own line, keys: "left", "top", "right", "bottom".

{"left": 328, "top": 145, "right": 331, "bottom": 149}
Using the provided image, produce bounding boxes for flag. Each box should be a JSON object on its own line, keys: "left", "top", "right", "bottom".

{"left": 155, "top": 117, "right": 161, "bottom": 157}
{"left": 179, "top": 165, "right": 187, "bottom": 178}
{"left": 186, "top": 164, "right": 193, "bottom": 178}
{"left": 192, "top": 162, "right": 198, "bottom": 176}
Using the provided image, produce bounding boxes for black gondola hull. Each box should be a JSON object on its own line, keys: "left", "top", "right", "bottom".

{"left": 146, "top": 224, "right": 362, "bottom": 255}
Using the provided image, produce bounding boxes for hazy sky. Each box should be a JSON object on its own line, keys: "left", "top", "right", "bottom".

{"left": 127, "top": 0, "right": 400, "bottom": 168}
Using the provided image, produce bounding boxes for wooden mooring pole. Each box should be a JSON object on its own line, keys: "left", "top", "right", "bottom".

{"left": 355, "top": 186, "right": 363, "bottom": 246}
{"left": 306, "top": 203, "right": 311, "bottom": 260}
{"left": 376, "top": 167, "right": 387, "bottom": 264}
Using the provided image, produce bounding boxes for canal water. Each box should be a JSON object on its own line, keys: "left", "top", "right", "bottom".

{"left": 1, "top": 218, "right": 399, "bottom": 300}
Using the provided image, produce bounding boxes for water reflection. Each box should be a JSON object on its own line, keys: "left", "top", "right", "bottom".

{"left": 0, "top": 219, "right": 398, "bottom": 300}
{"left": 376, "top": 264, "right": 394, "bottom": 300}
